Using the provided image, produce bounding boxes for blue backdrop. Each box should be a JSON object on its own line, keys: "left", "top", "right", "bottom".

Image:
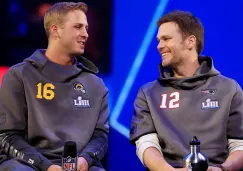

{"left": 102, "top": 0, "right": 243, "bottom": 170}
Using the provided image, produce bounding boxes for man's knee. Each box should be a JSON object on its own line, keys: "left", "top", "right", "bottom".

{"left": 0, "top": 159, "right": 36, "bottom": 171}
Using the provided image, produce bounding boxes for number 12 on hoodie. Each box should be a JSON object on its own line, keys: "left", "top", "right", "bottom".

{"left": 160, "top": 92, "right": 180, "bottom": 109}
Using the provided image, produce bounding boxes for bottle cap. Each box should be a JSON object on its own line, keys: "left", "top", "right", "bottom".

{"left": 190, "top": 136, "right": 200, "bottom": 145}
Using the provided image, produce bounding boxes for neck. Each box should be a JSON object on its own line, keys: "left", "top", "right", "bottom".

{"left": 173, "top": 56, "right": 200, "bottom": 78}
{"left": 45, "top": 43, "right": 74, "bottom": 66}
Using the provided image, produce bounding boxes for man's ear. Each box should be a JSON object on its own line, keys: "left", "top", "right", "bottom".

{"left": 187, "top": 35, "right": 197, "bottom": 50}
{"left": 50, "top": 24, "right": 59, "bottom": 38}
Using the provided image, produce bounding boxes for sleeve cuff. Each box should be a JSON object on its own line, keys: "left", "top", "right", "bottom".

{"left": 78, "top": 153, "right": 95, "bottom": 168}
{"left": 228, "top": 139, "right": 243, "bottom": 154}
{"left": 135, "top": 133, "right": 162, "bottom": 165}
{"left": 36, "top": 155, "right": 53, "bottom": 171}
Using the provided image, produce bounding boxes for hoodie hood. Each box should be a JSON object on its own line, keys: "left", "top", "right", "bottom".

{"left": 158, "top": 56, "right": 220, "bottom": 90}
{"left": 24, "top": 49, "right": 98, "bottom": 82}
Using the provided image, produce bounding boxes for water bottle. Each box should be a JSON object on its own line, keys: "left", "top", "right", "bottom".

{"left": 183, "top": 136, "right": 208, "bottom": 171}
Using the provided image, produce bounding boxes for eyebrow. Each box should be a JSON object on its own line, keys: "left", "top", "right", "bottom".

{"left": 156, "top": 35, "right": 171, "bottom": 40}
{"left": 74, "top": 23, "right": 88, "bottom": 27}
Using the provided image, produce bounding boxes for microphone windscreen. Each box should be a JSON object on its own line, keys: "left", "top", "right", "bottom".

{"left": 63, "top": 141, "right": 77, "bottom": 157}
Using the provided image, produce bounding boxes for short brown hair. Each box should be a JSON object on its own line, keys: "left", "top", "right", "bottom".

{"left": 44, "top": 2, "right": 88, "bottom": 38}
{"left": 157, "top": 10, "right": 204, "bottom": 54}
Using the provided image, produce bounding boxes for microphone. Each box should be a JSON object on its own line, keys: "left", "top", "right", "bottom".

{"left": 62, "top": 141, "right": 78, "bottom": 171}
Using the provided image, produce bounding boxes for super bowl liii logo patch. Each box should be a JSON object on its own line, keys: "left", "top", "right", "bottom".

{"left": 62, "top": 156, "right": 77, "bottom": 171}
{"left": 202, "top": 98, "right": 219, "bottom": 109}
{"left": 73, "top": 96, "right": 90, "bottom": 107}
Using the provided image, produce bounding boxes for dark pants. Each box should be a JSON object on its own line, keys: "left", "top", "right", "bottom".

{"left": 0, "top": 159, "right": 106, "bottom": 171}
{"left": 0, "top": 159, "right": 36, "bottom": 171}
{"left": 89, "top": 166, "right": 106, "bottom": 171}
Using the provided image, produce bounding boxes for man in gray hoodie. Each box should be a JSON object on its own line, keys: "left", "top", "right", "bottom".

{"left": 0, "top": 2, "right": 109, "bottom": 171}
{"left": 130, "top": 10, "right": 243, "bottom": 171}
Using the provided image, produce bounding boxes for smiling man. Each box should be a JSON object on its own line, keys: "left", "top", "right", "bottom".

{"left": 130, "top": 10, "right": 243, "bottom": 171}
{"left": 0, "top": 2, "right": 109, "bottom": 171}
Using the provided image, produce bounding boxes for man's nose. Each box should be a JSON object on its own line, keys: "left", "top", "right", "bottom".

{"left": 157, "top": 41, "right": 165, "bottom": 50}
{"left": 81, "top": 28, "right": 89, "bottom": 39}
{"left": 84, "top": 30, "right": 88, "bottom": 39}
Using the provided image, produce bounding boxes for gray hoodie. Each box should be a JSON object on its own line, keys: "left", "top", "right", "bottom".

{"left": 0, "top": 49, "right": 109, "bottom": 170}
{"left": 130, "top": 56, "right": 243, "bottom": 167}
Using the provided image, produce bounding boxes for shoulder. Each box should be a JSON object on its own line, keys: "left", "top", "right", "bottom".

{"left": 139, "top": 80, "right": 160, "bottom": 93}
{"left": 83, "top": 73, "right": 106, "bottom": 86}
{"left": 214, "top": 75, "right": 240, "bottom": 91}
{"left": 81, "top": 73, "right": 108, "bottom": 94}
{"left": 4, "top": 62, "right": 32, "bottom": 80}
{"left": 8, "top": 61, "right": 33, "bottom": 74}
{"left": 133, "top": 80, "right": 161, "bottom": 98}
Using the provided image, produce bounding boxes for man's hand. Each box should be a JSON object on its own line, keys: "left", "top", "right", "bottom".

{"left": 207, "top": 166, "right": 222, "bottom": 171}
{"left": 47, "top": 165, "right": 63, "bottom": 171}
{"left": 175, "top": 168, "right": 188, "bottom": 171}
{"left": 77, "top": 157, "right": 89, "bottom": 171}
{"left": 162, "top": 168, "right": 188, "bottom": 171}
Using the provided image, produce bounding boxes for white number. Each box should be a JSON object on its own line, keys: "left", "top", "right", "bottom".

{"left": 160, "top": 92, "right": 180, "bottom": 108}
